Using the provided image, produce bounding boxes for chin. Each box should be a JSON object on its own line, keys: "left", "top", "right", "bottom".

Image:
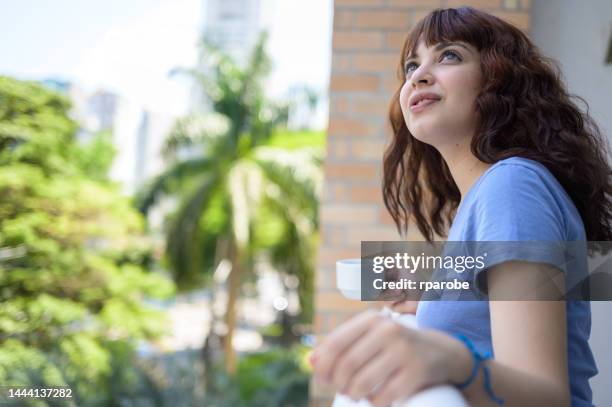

{"left": 408, "top": 123, "right": 438, "bottom": 146}
{"left": 413, "top": 134, "right": 438, "bottom": 148}
{"left": 412, "top": 129, "right": 455, "bottom": 153}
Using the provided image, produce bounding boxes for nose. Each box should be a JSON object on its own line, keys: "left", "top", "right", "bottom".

{"left": 409, "top": 64, "right": 434, "bottom": 88}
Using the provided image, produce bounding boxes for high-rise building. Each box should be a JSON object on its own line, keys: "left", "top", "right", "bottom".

{"left": 203, "top": 0, "right": 263, "bottom": 63}
{"left": 87, "top": 90, "right": 119, "bottom": 132}
{"left": 194, "top": 0, "right": 326, "bottom": 129}
{"left": 189, "top": 0, "right": 265, "bottom": 113}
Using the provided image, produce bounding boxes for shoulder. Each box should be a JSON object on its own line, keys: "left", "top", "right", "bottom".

{"left": 476, "top": 157, "right": 557, "bottom": 197}
{"left": 473, "top": 157, "right": 567, "bottom": 215}
{"left": 470, "top": 157, "right": 570, "bottom": 241}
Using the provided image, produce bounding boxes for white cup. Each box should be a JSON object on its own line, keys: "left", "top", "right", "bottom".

{"left": 335, "top": 258, "right": 362, "bottom": 300}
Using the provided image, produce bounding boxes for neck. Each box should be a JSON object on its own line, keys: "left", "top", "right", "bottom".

{"left": 438, "top": 141, "right": 492, "bottom": 202}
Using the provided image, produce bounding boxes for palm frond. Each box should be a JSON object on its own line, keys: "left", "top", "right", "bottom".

{"left": 227, "top": 160, "right": 265, "bottom": 251}
{"left": 243, "top": 32, "right": 272, "bottom": 91}
{"left": 165, "top": 174, "right": 225, "bottom": 285}
{"left": 253, "top": 147, "right": 322, "bottom": 230}
{"left": 161, "top": 113, "right": 230, "bottom": 161}
{"left": 252, "top": 148, "right": 322, "bottom": 323}
{"left": 135, "top": 157, "right": 214, "bottom": 214}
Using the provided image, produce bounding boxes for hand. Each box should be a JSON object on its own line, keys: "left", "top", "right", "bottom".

{"left": 310, "top": 310, "right": 468, "bottom": 407}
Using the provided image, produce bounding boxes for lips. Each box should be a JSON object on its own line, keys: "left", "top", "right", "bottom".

{"left": 409, "top": 97, "right": 440, "bottom": 113}
{"left": 409, "top": 92, "right": 441, "bottom": 106}
{"left": 408, "top": 92, "right": 441, "bottom": 113}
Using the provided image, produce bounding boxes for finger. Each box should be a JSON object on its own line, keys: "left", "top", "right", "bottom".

{"left": 342, "top": 345, "right": 402, "bottom": 401}
{"left": 368, "top": 369, "right": 421, "bottom": 407}
{"left": 313, "top": 310, "right": 380, "bottom": 382}
{"left": 308, "top": 350, "right": 317, "bottom": 368}
{"left": 331, "top": 320, "right": 391, "bottom": 392}
{"left": 391, "top": 299, "right": 419, "bottom": 314}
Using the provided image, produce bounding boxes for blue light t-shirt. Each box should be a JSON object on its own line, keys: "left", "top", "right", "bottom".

{"left": 416, "top": 156, "right": 597, "bottom": 406}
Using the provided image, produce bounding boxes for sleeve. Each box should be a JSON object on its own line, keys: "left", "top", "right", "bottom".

{"left": 474, "top": 163, "right": 566, "bottom": 242}
{"left": 470, "top": 163, "right": 569, "bottom": 292}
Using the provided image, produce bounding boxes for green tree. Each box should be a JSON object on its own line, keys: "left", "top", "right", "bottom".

{"left": 205, "top": 345, "right": 311, "bottom": 406}
{"left": 0, "top": 76, "right": 174, "bottom": 405}
{"left": 137, "top": 34, "right": 322, "bottom": 373}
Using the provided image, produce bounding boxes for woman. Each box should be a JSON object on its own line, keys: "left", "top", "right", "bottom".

{"left": 311, "top": 7, "right": 611, "bottom": 407}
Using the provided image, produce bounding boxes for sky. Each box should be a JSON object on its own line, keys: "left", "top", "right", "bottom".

{"left": 1, "top": 0, "right": 332, "bottom": 117}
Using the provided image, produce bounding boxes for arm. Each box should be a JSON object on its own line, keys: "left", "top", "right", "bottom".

{"left": 447, "top": 260, "right": 571, "bottom": 407}
{"left": 310, "top": 261, "right": 571, "bottom": 407}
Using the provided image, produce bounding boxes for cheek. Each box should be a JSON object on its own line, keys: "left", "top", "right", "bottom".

{"left": 446, "top": 71, "right": 481, "bottom": 107}
{"left": 399, "top": 82, "right": 411, "bottom": 116}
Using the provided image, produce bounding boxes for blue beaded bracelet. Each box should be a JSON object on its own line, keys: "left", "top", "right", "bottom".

{"left": 453, "top": 333, "right": 504, "bottom": 405}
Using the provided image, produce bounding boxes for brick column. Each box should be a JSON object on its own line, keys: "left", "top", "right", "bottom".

{"left": 311, "top": 1, "right": 530, "bottom": 405}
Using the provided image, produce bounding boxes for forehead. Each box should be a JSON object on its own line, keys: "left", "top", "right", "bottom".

{"left": 403, "top": 10, "right": 485, "bottom": 60}
{"left": 406, "top": 39, "right": 476, "bottom": 59}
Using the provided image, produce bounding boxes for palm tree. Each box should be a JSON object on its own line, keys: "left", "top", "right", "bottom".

{"left": 137, "top": 33, "right": 322, "bottom": 374}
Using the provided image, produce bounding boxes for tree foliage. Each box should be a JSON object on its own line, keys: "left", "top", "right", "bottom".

{"left": 0, "top": 76, "right": 174, "bottom": 405}
{"left": 205, "top": 345, "right": 310, "bottom": 407}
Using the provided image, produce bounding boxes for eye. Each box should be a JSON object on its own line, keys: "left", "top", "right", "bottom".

{"left": 404, "top": 61, "right": 418, "bottom": 76}
{"left": 440, "top": 49, "right": 461, "bottom": 62}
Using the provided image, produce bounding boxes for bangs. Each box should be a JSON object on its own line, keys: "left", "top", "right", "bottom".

{"left": 404, "top": 7, "right": 490, "bottom": 60}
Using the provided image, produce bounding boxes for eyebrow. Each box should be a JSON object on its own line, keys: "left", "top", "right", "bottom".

{"left": 406, "top": 42, "right": 473, "bottom": 60}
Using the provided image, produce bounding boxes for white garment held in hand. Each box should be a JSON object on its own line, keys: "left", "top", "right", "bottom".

{"left": 331, "top": 308, "right": 469, "bottom": 407}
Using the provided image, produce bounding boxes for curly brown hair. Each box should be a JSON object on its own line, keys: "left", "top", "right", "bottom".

{"left": 383, "top": 7, "right": 612, "bottom": 249}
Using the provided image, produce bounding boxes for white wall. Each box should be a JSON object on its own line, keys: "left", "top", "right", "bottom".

{"left": 531, "top": 1, "right": 612, "bottom": 405}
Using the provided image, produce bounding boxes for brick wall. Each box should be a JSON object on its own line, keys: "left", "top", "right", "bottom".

{"left": 311, "top": 0, "right": 531, "bottom": 405}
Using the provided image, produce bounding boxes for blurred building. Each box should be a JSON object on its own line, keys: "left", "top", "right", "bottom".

{"left": 189, "top": 0, "right": 264, "bottom": 112}
{"left": 192, "top": 0, "right": 327, "bottom": 129}
{"left": 110, "top": 103, "right": 175, "bottom": 195}
{"left": 204, "top": 0, "right": 262, "bottom": 63}
{"left": 40, "top": 78, "right": 71, "bottom": 94}
{"left": 87, "top": 90, "right": 118, "bottom": 131}
{"left": 41, "top": 79, "right": 175, "bottom": 196}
